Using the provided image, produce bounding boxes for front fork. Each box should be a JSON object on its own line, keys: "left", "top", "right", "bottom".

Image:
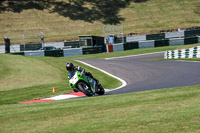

{"left": 88, "top": 78, "right": 96, "bottom": 94}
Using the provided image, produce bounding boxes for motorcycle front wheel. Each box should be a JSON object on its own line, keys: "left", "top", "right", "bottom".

{"left": 77, "top": 82, "right": 93, "bottom": 96}
{"left": 96, "top": 85, "right": 105, "bottom": 95}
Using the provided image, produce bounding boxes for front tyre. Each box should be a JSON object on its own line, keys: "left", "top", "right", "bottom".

{"left": 73, "top": 88, "right": 79, "bottom": 92}
{"left": 77, "top": 82, "right": 93, "bottom": 96}
{"left": 96, "top": 85, "right": 105, "bottom": 95}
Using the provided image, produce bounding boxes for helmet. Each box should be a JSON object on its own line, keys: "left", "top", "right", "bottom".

{"left": 66, "top": 62, "right": 74, "bottom": 71}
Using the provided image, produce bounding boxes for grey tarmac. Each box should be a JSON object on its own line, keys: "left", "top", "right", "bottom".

{"left": 78, "top": 52, "right": 200, "bottom": 95}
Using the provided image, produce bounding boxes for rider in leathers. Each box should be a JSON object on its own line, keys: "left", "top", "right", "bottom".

{"left": 66, "top": 62, "right": 100, "bottom": 92}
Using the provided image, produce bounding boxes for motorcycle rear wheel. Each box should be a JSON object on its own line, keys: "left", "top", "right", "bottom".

{"left": 77, "top": 82, "right": 93, "bottom": 96}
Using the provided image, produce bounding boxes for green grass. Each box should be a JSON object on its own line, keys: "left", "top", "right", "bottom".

{"left": 1, "top": 44, "right": 200, "bottom": 132}
{"left": 0, "top": 0, "right": 200, "bottom": 44}
{"left": 68, "top": 43, "right": 200, "bottom": 59}
{"left": 0, "top": 85, "right": 200, "bottom": 133}
{"left": 0, "top": 54, "right": 121, "bottom": 105}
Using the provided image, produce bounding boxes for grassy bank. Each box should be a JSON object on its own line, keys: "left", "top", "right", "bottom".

{"left": 0, "top": 85, "right": 200, "bottom": 132}
{"left": 0, "top": 0, "right": 200, "bottom": 44}
{"left": 1, "top": 44, "right": 200, "bottom": 132}
{"left": 0, "top": 54, "right": 121, "bottom": 105}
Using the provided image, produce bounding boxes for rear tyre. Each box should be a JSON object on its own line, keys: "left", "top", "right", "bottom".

{"left": 96, "top": 85, "right": 105, "bottom": 95}
{"left": 77, "top": 82, "right": 93, "bottom": 96}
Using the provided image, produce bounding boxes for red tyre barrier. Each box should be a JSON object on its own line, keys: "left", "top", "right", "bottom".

{"left": 106, "top": 44, "right": 113, "bottom": 53}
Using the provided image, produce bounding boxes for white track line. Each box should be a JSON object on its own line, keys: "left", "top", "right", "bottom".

{"left": 105, "top": 52, "right": 165, "bottom": 60}
{"left": 75, "top": 60, "right": 127, "bottom": 92}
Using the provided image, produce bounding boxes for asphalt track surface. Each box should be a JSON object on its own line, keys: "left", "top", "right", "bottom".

{"left": 79, "top": 52, "right": 200, "bottom": 95}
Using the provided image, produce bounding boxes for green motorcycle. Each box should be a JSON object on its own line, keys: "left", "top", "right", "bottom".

{"left": 69, "top": 71, "right": 105, "bottom": 96}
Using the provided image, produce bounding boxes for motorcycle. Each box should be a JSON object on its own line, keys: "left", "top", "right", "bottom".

{"left": 69, "top": 71, "right": 105, "bottom": 96}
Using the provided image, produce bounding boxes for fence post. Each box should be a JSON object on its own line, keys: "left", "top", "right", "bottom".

{"left": 4, "top": 37, "right": 10, "bottom": 53}
{"left": 22, "top": 34, "right": 26, "bottom": 51}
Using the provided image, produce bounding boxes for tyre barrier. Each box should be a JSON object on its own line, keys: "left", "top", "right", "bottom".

{"left": 0, "top": 45, "right": 21, "bottom": 53}
{"left": 126, "top": 29, "right": 200, "bottom": 42}
{"left": 63, "top": 48, "right": 83, "bottom": 57}
{"left": 20, "top": 44, "right": 42, "bottom": 51}
{"left": 2, "top": 29, "right": 200, "bottom": 55}
{"left": 44, "top": 42, "right": 64, "bottom": 49}
{"left": 24, "top": 50, "right": 45, "bottom": 56}
{"left": 169, "top": 38, "right": 184, "bottom": 46}
{"left": 126, "top": 35, "right": 146, "bottom": 42}
{"left": 106, "top": 44, "right": 114, "bottom": 52}
{"left": 165, "top": 31, "right": 184, "bottom": 39}
{"left": 82, "top": 46, "right": 103, "bottom": 55}
{"left": 199, "top": 36, "right": 200, "bottom": 43}
{"left": 165, "top": 46, "right": 200, "bottom": 59}
{"left": 113, "top": 43, "right": 124, "bottom": 52}
{"left": 146, "top": 33, "right": 165, "bottom": 40}
{"left": 138, "top": 40, "right": 155, "bottom": 48}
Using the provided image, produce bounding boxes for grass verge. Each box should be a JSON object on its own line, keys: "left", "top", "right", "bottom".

{"left": 1, "top": 44, "right": 200, "bottom": 132}
{"left": 0, "top": 54, "right": 121, "bottom": 105}
{"left": 0, "top": 85, "right": 200, "bottom": 132}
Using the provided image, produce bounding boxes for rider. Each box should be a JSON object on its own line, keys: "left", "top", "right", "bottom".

{"left": 66, "top": 62, "right": 100, "bottom": 92}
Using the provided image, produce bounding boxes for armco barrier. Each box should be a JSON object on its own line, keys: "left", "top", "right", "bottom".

{"left": 155, "top": 39, "right": 169, "bottom": 47}
{"left": 165, "top": 31, "right": 184, "bottom": 38}
{"left": 165, "top": 46, "right": 200, "bottom": 59}
{"left": 198, "top": 36, "right": 200, "bottom": 43}
{"left": 82, "top": 46, "right": 102, "bottom": 55}
{"left": 44, "top": 50, "right": 63, "bottom": 57}
{"left": 138, "top": 40, "right": 154, "bottom": 49}
{"left": 113, "top": 43, "right": 124, "bottom": 52}
{"left": 24, "top": 50, "right": 44, "bottom": 56}
{"left": 123, "top": 42, "right": 139, "bottom": 50}
{"left": 44, "top": 42, "right": 64, "bottom": 49}
{"left": 169, "top": 38, "right": 184, "bottom": 46}
{"left": 126, "top": 35, "right": 146, "bottom": 42}
{"left": 63, "top": 48, "right": 83, "bottom": 57}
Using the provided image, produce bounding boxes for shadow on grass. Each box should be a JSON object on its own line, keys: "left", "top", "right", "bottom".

{"left": 0, "top": 0, "right": 149, "bottom": 24}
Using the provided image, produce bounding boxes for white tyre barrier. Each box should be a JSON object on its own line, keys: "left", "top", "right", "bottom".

{"left": 113, "top": 43, "right": 124, "bottom": 52}
{"left": 165, "top": 31, "right": 184, "bottom": 38}
{"left": 0, "top": 45, "right": 5, "bottom": 53}
{"left": 44, "top": 42, "right": 64, "bottom": 49}
{"left": 0, "top": 45, "right": 20, "bottom": 53}
{"left": 126, "top": 35, "right": 146, "bottom": 42}
{"left": 138, "top": 40, "right": 155, "bottom": 48}
{"left": 10, "top": 45, "right": 20, "bottom": 52}
{"left": 24, "top": 50, "right": 45, "bottom": 56}
{"left": 169, "top": 38, "right": 184, "bottom": 46}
